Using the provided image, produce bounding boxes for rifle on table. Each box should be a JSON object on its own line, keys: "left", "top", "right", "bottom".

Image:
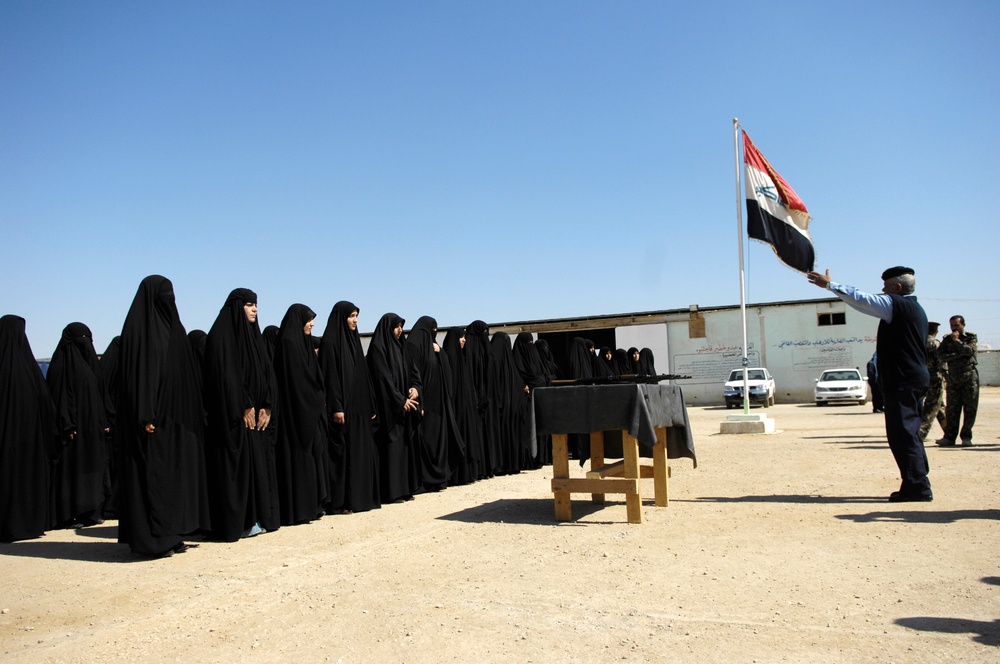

{"left": 550, "top": 373, "right": 691, "bottom": 386}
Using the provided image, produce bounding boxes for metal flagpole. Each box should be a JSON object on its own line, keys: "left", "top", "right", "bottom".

{"left": 733, "top": 118, "right": 750, "bottom": 415}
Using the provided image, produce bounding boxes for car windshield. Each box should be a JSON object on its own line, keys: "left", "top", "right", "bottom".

{"left": 729, "top": 369, "right": 766, "bottom": 381}
{"left": 821, "top": 370, "right": 860, "bottom": 381}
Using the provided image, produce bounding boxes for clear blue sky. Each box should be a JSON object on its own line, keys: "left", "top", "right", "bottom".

{"left": 3, "top": 1, "right": 998, "bottom": 357}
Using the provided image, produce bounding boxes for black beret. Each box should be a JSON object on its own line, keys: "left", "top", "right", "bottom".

{"left": 881, "top": 266, "right": 914, "bottom": 280}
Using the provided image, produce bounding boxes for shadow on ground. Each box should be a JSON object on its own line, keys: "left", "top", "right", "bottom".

{"left": 437, "top": 497, "right": 641, "bottom": 526}
{"left": 896, "top": 616, "right": 1000, "bottom": 647}
{"left": 692, "top": 494, "right": 886, "bottom": 505}
{"left": 837, "top": 509, "right": 1000, "bottom": 524}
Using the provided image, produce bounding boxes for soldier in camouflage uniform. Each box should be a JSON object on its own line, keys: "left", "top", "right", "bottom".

{"left": 935, "top": 315, "right": 978, "bottom": 446}
{"left": 919, "top": 321, "right": 947, "bottom": 441}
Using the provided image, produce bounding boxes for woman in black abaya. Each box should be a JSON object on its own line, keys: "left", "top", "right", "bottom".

{"left": 274, "top": 304, "right": 328, "bottom": 525}
{"left": 319, "top": 301, "right": 380, "bottom": 513}
{"left": 204, "top": 288, "right": 280, "bottom": 540}
{"left": 0, "top": 315, "right": 58, "bottom": 542}
{"left": 490, "top": 332, "right": 530, "bottom": 474}
{"left": 443, "top": 327, "right": 481, "bottom": 484}
{"left": 534, "top": 338, "right": 560, "bottom": 382}
{"left": 513, "top": 332, "right": 550, "bottom": 467}
{"left": 116, "top": 276, "right": 210, "bottom": 557}
{"left": 595, "top": 347, "right": 616, "bottom": 378}
{"left": 46, "top": 322, "right": 112, "bottom": 528}
{"left": 367, "top": 313, "right": 419, "bottom": 503}
{"left": 406, "top": 316, "right": 462, "bottom": 492}
{"left": 566, "top": 337, "right": 594, "bottom": 460}
{"left": 262, "top": 325, "right": 279, "bottom": 366}
{"left": 568, "top": 337, "right": 595, "bottom": 381}
{"left": 637, "top": 348, "right": 657, "bottom": 376}
{"left": 100, "top": 336, "right": 122, "bottom": 518}
{"left": 464, "top": 320, "right": 497, "bottom": 478}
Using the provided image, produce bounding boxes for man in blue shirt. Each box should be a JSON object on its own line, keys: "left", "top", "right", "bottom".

{"left": 807, "top": 266, "right": 932, "bottom": 502}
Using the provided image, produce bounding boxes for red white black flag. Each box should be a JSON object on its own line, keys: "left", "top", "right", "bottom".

{"left": 743, "top": 130, "right": 814, "bottom": 273}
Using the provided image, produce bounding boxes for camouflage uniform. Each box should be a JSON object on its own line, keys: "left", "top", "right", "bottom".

{"left": 919, "top": 334, "right": 947, "bottom": 441}
{"left": 938, "top": 330, "right": 978, "bottom": 444}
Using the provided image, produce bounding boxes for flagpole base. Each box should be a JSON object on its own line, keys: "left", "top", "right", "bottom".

{"left": 720, "top": 413, "right": 776, "bottom": 435}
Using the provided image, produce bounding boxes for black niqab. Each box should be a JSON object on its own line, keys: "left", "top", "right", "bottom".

{"left": 116, "top": 275, "right": 210, "bottom": 556}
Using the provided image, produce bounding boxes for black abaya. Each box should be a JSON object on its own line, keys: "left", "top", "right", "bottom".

{"left": 406, "top": 316, "right": 459, "bottom": 492}
{"left": 490, "top": 332, "right": 530, "bottom": 474}
{"left": 116, "top": 276, "right": 210, "bottom": 556}
{"left": 367, "top": 313, "right": 417, "bottom": 502}
{"left": 443, "top": 327, "right": 481, "bottom": 484}
{"left": 46, "top": 322, "right": 112, "bottom": 527}
{"left": 204, "top": 288, "right": 280, "bottom": 540}
{"left": 0, "top": 315, "right": 58, "bottom": 542}
{"left": 464, "top": 320, "right": 496, "bottom": 478}
{"left": 319, "top": 301, "right": 380, "bottom": 513}
{"left": 637, "top": 348, "right": 657, "bottom": 376}
{"left": 274, "top": 304, "right": 328, "bottom": 525}
{"left": 513, "top": 332, "right": 551, "bottom": 467}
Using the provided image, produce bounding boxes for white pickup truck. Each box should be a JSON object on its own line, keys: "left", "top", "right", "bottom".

{"left": 723, "top": 368, "right": 776, "bottom": 408}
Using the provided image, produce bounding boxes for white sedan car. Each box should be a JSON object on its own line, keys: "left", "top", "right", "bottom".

{"left": 814, "top": 368, "right": 868, "bottom": 406}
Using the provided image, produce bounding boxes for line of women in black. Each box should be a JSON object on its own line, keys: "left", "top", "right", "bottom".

{"left": 3, "top": 276, "right": 608, "bottom": 556}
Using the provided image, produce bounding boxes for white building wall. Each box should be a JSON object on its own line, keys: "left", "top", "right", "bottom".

{"left": 653, "top": 300, "right": 877, "bottom": 405}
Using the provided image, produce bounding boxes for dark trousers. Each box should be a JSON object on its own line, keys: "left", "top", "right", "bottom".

{"left": 883, "top": 386, "right": 931, "bottom": 496}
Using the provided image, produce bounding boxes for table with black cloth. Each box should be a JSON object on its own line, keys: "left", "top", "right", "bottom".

{"left": 531, "top": 383, "right": 696, "bottom": 523}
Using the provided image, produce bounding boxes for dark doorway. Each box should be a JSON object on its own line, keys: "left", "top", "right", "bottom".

{"left": 537, "top": 328, "right": 617, "bottom": 379}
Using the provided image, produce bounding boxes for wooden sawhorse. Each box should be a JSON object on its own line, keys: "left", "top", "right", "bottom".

{"left": 550, "top": 428, "right": 670, "bottom": 524}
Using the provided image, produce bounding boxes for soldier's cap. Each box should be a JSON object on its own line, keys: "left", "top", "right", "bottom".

{"left": 929, "top": 321, "right": 940, "bottom": 327}
{"left": 881, "top": 266, "right": 914, "bottom": 280}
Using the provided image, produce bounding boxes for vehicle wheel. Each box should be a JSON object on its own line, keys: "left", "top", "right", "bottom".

{"left": 768, "top": 395, "right": 775, "bottom": 407}
{"left": 859, "top": 398, "right": 866, "bottom": 406}
{"left": 815, "top": 401, "right": 824, "bottom": 407}
{"left": 726, "top": 402, "right": 733, "bottom": 409}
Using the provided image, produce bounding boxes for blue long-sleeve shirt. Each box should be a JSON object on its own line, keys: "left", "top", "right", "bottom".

{"left": 826, "top": 281, "right": 899, "bottom": 322}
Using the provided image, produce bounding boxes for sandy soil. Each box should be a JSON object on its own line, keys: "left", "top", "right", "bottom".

{"left": 2, "top": 388, "right": 998, "bottom": 663}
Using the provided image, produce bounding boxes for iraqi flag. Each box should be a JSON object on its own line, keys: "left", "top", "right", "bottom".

{"left": 743, "top": 130, "right": 814, "bottom": 273}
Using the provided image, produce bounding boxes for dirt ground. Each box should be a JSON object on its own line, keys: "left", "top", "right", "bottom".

{"left": 2, "top": 388, "right": 998, "bottom": 663}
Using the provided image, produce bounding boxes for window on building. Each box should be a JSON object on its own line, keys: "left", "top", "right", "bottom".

{"left": 818, "top": 312, "right": 846, "bottom": 326}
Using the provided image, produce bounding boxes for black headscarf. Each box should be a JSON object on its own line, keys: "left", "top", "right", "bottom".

{"left": 612, "top": 348, "right": 631, "bottom": 376}
{"left": 205, "top": 288, "right": 276, "bottom": 428}
{"left": 320, "top": 301, "right": 368, "bottom": 418}
{"left": 0, "top": 315, "right": 58, "bottom": 541}
{"left": 262, "top": 325, "right": 280, "bottom": 366}
{"left": 512, "top": 332, "right": 549, "bottom": 390}
{"left": 367, "top": 313, "right": 408, "bottom": 419}
{"left": 627, "top": 347, "right": 640, "bottom": 375}
{"left": 568, "top": 337, "right": 594, "bottom": 380}
{"left": 534, "top": 338, "right": 560, "bottom": 381}
{"left": 637, "top": 348, "right": 657, "bottom": 376}
{"left": 594, "top": 347, "right": 616, "bottom": 378}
